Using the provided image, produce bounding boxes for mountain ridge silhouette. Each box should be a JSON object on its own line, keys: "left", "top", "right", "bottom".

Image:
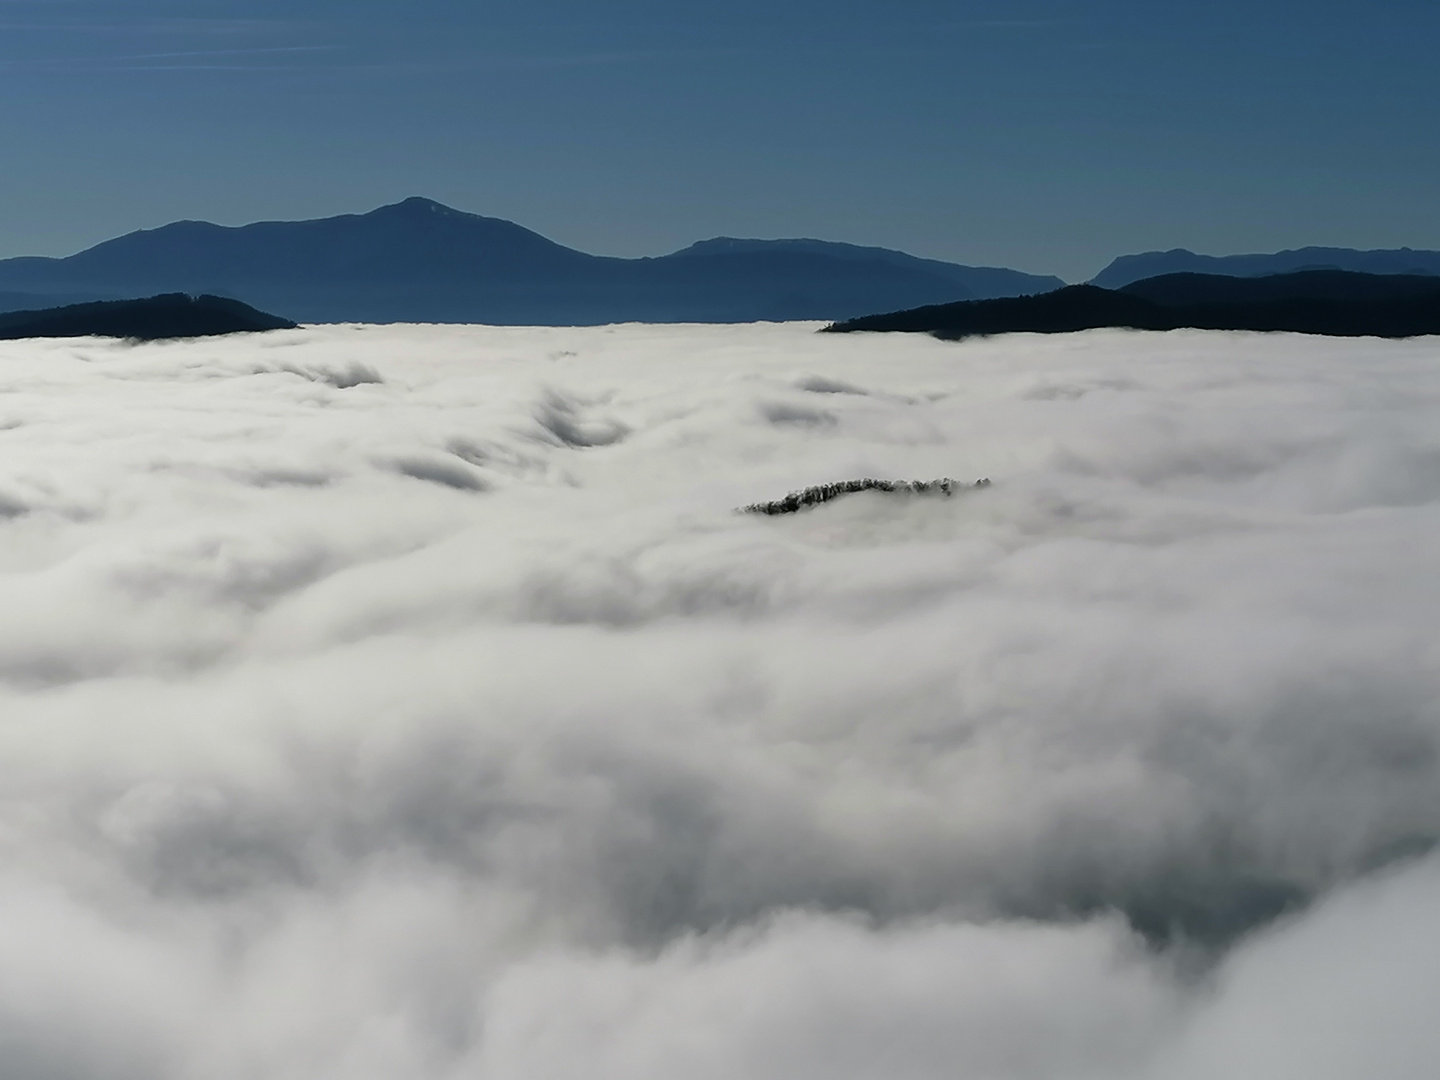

{"left": 0, "top": 197, "right": 1062, "bottom": 325}
{"left": 826, "top": 270, "right": 1440, "bottom": 340}
{"left": 1091, "top": 246, "right": 1440, "bottom": 289}
{"left": 0, "top": 293, "right": 297, "bottom": 341}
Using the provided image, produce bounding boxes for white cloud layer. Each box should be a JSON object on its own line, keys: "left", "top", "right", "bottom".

{"left": 0, "top": 322, "right": 1437, "bottom": 1078}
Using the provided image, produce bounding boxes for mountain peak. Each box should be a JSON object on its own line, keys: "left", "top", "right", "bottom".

{"left": 0, "top": 200, "right": 1064, "bottom": 324}
{"left": 372, "top": 196, "right": 471, "bottom": 220}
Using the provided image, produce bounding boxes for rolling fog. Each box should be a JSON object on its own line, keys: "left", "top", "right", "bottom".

{"left": 0, "top": 321, "right": 1436, "bottom": 1078}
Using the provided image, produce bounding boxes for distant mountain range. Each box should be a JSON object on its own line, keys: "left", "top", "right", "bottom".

{"left": 827, "top": 270, "right": 1440, "bottom": 340}
{"left": 0, "top": 294, "right": 295, "bottom": 341}
{"left": 0, "top": 197, "right": 1062, "bottom": 326}
{"left": 1091, "top": 247, "right": 1440, "bottom": 289}
{"left": 2, "top": 200, "right": 1435, "bottom": 328}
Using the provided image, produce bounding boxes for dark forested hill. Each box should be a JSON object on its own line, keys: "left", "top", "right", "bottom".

{"left": 1120, "top": 270, "right": 1440, "bottom": 306}
{"left": 0, "top": 198, "right": 1061, "bottom": 326}
{"left": 0, "top": 294, "right": 297, "bottom": 341}
{"left": 826, "top": 271, "right": 1440, "bottom": 340}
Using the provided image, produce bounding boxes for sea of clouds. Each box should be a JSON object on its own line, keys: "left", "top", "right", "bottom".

{"left": 0, "top": 321, "right": 1436, "bottom": 1079}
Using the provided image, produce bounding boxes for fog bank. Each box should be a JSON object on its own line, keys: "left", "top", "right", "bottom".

{"left": 0, "top": 323, "right": 1436, "bottom": 1078}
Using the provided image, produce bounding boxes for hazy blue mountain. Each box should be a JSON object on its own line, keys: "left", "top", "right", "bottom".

{"left": 827, "top": 270, "right": 1440, "bottom": 339}
{"left": 0, "top": 289, "right": 116, "bottom": 313}
{"left": 1092, "top": 247, "right": 1440, "bottom": 289}
{"left": 0, "top": 198, "right": 1061, "bottom": 325}
{"left": 669, "top": 237, "right": 1062, "bottom": 301}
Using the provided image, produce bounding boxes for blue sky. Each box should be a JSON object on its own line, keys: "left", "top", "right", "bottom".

{"left": 0, "top": 0, "right": 1436, "bottom": 279}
